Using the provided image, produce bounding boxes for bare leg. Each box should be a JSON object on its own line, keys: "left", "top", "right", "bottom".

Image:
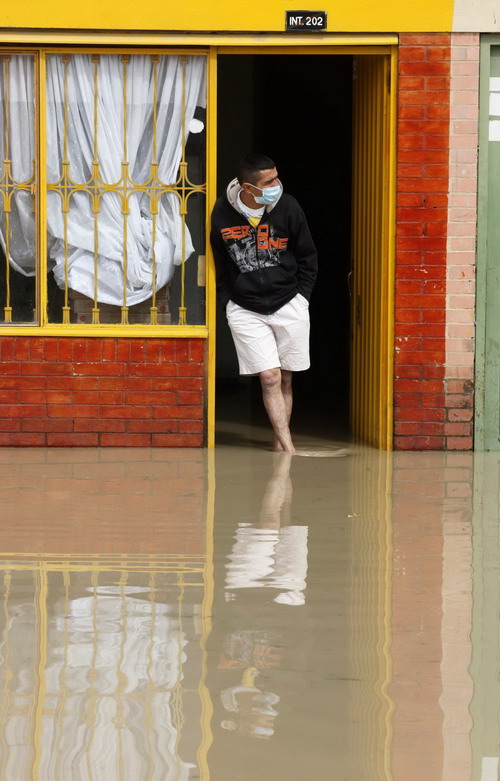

{"left": 259, "top": 368, "right": 296, "bottom": 455}
{"left": 273, "top": 370, "right": 293, "bottom": 451}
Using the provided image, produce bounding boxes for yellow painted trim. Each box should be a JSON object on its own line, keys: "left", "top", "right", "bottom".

{"left": 0, "top": 32, "right": 399, "bottom": 46}
{"left": 383, "top": 48, "right": 398, "bottom": 450}
{"left": 0, "top": 325, "right": 208, "bottom": 337}
{"left": 38, "top": 51, "right": 48, "bottom": 326}
{"left": 206, "top": 48, "right": 217, "bottom": 449}
{"left": 220, "top": 45, "right": 393, "bottom": 55}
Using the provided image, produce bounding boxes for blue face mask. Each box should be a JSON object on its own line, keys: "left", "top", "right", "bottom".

{"left": 251, "top": 183, "right": 281, "bottom": 205}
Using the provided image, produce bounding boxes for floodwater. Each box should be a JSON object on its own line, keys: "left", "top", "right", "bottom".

{"left": 0, "top": 438, "right": 497, "bottom": 780}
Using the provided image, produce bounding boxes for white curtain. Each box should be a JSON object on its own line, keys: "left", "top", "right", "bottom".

{"left": 0, "top": 54, "right": 206, "bottom": 306}
{"left": 0, "top": 56, "right": 37, "bottom": 276}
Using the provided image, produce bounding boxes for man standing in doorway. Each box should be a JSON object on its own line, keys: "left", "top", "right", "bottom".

{"left": 210, "top": 154, "right": 318, "bottom": 454}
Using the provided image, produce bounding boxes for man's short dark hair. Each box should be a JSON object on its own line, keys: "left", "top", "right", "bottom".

{"left": 237, "top": 154, "right": 276, "bottom": 185}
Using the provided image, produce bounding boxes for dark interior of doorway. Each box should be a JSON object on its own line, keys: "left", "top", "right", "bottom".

{"left": 216, "top": 54, "right": 353, "bottom": 446}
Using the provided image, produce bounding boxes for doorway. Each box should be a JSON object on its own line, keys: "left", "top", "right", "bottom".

{"left": 213, "top": 50, "right": 395, "bottom": 449}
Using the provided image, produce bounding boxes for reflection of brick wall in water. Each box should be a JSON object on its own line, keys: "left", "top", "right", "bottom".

{"left": 0, "top": 450, "right": 207, "bottom": 555}
{"left": 0, "top": 336, "right": 205, "bottom": 446}
{"left": 390, "top": 454, "right": 473, "bottom": 781}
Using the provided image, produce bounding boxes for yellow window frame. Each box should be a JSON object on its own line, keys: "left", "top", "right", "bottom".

{"left": 0, "top": 45, "right": 214, "bottom": 338}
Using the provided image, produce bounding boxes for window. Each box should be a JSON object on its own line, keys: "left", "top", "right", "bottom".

{"left": 0, "top": 50, "right": 207, "bottom": 328}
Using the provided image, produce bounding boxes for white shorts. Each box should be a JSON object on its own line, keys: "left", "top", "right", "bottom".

{"left": 226, "top": 293, "right": 311, "bottom": 376}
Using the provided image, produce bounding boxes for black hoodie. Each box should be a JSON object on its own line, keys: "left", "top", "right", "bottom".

{"left": 210, "top": 178, "right": 318, "bottom": 315}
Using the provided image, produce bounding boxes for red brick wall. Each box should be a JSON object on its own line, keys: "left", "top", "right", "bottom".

{"left": 0, "top": 337, "right": 205, "bottom": 447}
{"left": 395, "top": 34, "right": 451, "bottom": 450}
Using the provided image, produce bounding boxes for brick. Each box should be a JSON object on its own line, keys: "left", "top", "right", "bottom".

{"left": 155, "top": 377, "right": 203, "bottom": 391}
{"left": 73, "top": 391, "right": 124, "bottom": 404}
{"left": 446, "top": 436, "right": 473, "bottom": 450}
{"left": 399, "top": 75, "right": 426, "bottom": 90}
{"left": 177, "top": 363, "right": 204, "bottom": 377}
{"left": 395, "top": 366, "right": 422, "bottom": 379}
{"left": 87, "top": 340, "right": 101, "bottom": 361}
{"left": 427, "top": 47, "right": 451, "bottom": 62}
{"left": 145, "top": 339, "right": 162, "bottom": 362}
{"left": 46, "top": 433, "right": 98, "bottom": 446}
{"left": 99, "top": 405, "right": 152, "bottom": 419}
{"left": 0, "top": 419, "right": 20, "bottom": 431}
{"left": 444, "top": 422, "right": 471, "bottom": 436}
{"left": 395, "top": 435, "right": 445, "bottom": 450}
{"left": 101, "top": 340, "right": 116, "bottom": 362}
{"left": 124, "top": 377, "right": 153, "bottom": 390}
{"left": 72, "top": 341, "right": 87, "bottom": 361}
{"left": 152, "top": 434, "right": 203, "bottom": 447}
{"left": 152, "top": 405, "right": 203, "bottom": 419}
{"left": 190, "top": 340, "right": 205, "bottom": 362}
{"left": 400, "top": 90, "right": 450, "bottom": 106}
{"left": 427, "top": 104, "right": 450, "bottom": 120}
{"left": 394, "top": 393, "right": 421, "bottom": 407}
{"left": 400, "top": 34, "right": 451, "bottom": 46}
{"left": 423, "top": 365, "right": 446, "bottom": 378}
{"left": 395, "top": 379, "right": 444, "bottom": 393}
{"left": 400, "top": 61, "right": 450, "bottom": 77}
{"left": 160, "top": 341, "right": 176, "bottom": 362}
{"left": 0, "top": 362, "right": 21, "bottom": 374}
{"left": 0, "top": 390, "right": 19, "bottom": 403}
{"left": 395, "top": 421, "right": 421, "bottom": 435}
{"left": 0, "top": 404, "right": 46, "bottom": 418}
{"left": 399, "top": 105, "right": 426, "bottom": 119}
{"left": 179, "top": 420, "right": 204, "bottom": 434}
{"left": 19, "top": 390, "right": 47, "bottom": 403}
{"left": 399, "top": 47, "right": 426, "bottom": 62}
{"left": 15, "top": 338, "right": 30, "bottom": 360}
{"left": 126, "top": 420, "right": 179, "bottom": 433}
{"left": 73, "top": 362, "right": 126, "bottom": 376}
{"left": 420, "top": 422, "right": 446, "bottom": 435}
{"left": 421, "top": 393, "right": 446, "bottom": 406}
{"left": 46, "top": 391, "right": 72, "bottom": 403}
{"left": 448, "top": 408, "right": 473, "bottom": 422}
{"left": 125, "top": 391, "right": 176, "bottom": 405}
{"left": 396, "top": 294, "right": 445, "bottom": 309}
{"left": 22, "top": 362, "right": 72, "bottom": 376}
{"left": 0, "top": 433, "right": 46, "bottom": 446}
{"left": 43, "top": 340, "right": 58, "bottom": 361}
{"left": 129, "top": 363, "right": 176, "bottom": 377}
{"left": 0, "top": 338, "right": 15, "bottom": 360}
{"left": 58, "top": 340, "right": 73, "bottom": 361}
{"left": 100, "top": 433, "right": 151, "bottom": 447}
{"left": 116, "top": 341, "right": 131, "bottom": 361}
{"left": 395, "top": 407, "right": 445, "bottom": 421}
{"left": 99, "top": 377, "right": 126, "bottom": 390}
{"left": 48, "top": 404, "right": 99, "bottom": 418}
{"left": 130, "top": 340, "right": 146, "bottom": 362}
{"left": 21, "top": 419, "right": 73, "bottom": 433}
{"left": 74, "top": 419, "right": 127, "bottom": 432}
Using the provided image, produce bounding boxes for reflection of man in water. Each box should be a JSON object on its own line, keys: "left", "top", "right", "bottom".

{"left": 218, "top": 454, "right": 309, "bottom": 738}
{"left": 225, "top": 453, "right": 307, "bottom": 605}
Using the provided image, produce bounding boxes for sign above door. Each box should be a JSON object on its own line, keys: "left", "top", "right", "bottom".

{"left": 285, "top": 11, "right": 327, "bottom": 30}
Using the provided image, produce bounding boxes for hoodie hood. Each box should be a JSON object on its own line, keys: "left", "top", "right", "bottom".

{"left": 226, "top": 177, "right": 283, "bottom": 215}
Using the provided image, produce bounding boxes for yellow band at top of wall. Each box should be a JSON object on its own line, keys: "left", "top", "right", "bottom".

{"left": 2, "top": 0, "right": 454, "bottom": 34}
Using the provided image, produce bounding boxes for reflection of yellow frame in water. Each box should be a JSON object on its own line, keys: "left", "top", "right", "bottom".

{"left": 348, "top": 449, "right": 394, "bottom": 779}
{"left": 0, "top": 450, "right": 215, "bottom": 780}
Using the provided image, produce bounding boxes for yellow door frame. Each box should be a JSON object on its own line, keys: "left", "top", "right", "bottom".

{"left": 0, "top": 31, "right": 396, "bottom": 450}
{"left": 208, "top": 39, "right": 397, "bottom": 450}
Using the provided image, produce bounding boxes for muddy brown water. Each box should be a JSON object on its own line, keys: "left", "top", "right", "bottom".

{"left": 0, "top": 442, "right": 495, "bottom": 779}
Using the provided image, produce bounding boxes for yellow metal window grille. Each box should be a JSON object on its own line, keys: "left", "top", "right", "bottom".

{"left": 0, "top": 50, "right": 207, "bottom": 329}
{"left": 46, "top": 52, "right": 207, "bottom": 327}
{"left": 0, "top": 54, "right": 37, "bottom": 325}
